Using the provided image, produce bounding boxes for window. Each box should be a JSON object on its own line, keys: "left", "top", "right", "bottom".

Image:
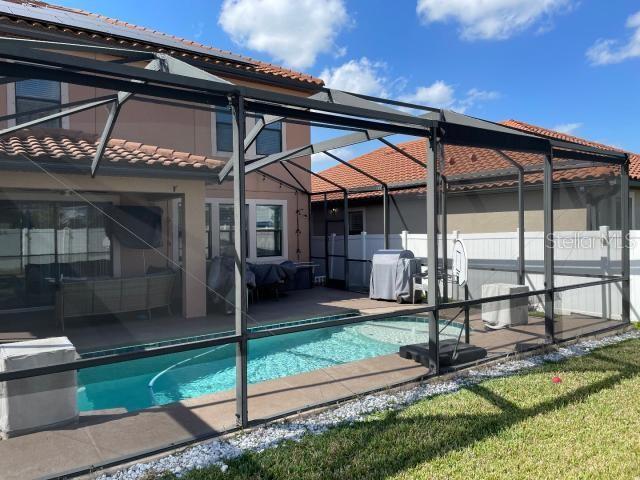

{"left": 216, "top": 110, "right": 233, "bottom": 153}
{"left": 217, "top": 203, "right": 249, "bottom": 257}
{"left": 348, "top": 210, "right": 365, "bottom": 235}
{"left": 256, "top": 121, "right": 282, "bottom": 155}
{"left": 57, "top": 203, "right": 111, "bottom": 270}
{"left": 15, "top": 79, "right": 62, "bottom": 128}
{"left": 256, "top": 205, "right": 283, "bottom": 257}
{"left": 205, "top": 200, "right": 287, "bottom": 261}
{"left": 0, "top": 200, "right": 112, "bottom": 310}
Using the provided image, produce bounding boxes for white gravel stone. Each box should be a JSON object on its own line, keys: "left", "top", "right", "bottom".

{"left": 98, "top": 329, "right": 640, "bottom": 480}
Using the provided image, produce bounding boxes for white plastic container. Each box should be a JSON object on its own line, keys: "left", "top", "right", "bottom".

{"left": 0, "top": 337, "right": 78, "bottom": 438}
{"left": 481, "top": 284, "right": 529, "bottom": 329}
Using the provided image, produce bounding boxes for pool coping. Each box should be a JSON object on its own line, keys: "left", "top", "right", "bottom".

{"left": 80, "top": 312, "right": 456, "bottom": 359}
{"left": 81, "top": 311, "right": 361, "bottom": 358}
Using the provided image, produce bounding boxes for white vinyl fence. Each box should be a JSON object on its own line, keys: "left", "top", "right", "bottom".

{"left": 312, "top": 228, "right": 640, "bottom": 322}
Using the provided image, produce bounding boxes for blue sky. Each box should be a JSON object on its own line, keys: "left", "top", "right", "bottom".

{"left": 58, "top": 1, "right": 640, "bottom": 170}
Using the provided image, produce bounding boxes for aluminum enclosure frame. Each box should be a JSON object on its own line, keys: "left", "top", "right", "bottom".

{"left": 0, "top": 36, "right": 630, "bottom": 477}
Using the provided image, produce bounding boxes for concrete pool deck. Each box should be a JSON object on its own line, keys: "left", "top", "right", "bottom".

{"left": 0, "top": 352, "right": 429, "bottom": 480}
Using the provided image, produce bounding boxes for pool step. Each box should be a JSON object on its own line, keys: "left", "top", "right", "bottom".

{"left": 399, "top": 339, "right": 487, "bottom": 367}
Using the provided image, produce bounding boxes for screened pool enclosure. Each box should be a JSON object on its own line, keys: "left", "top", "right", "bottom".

{"left": 0, "top": 36, "right": 631, "bottom": 479}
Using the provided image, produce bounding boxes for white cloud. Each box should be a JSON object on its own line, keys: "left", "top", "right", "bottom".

{"left": 311, "top": 147, "right": 354, "bottom": 170}
{"left": 218, "top": 0, "right": 349, "bottom": 69}
{"left": 400, "top": 81, "right": 456, "bottom": 108}
{"left": 401, "top": 82, "right": 499, "bottom": 113}
{"left": 320, "top": 59, "right": 499, "bottom": 114}
{"left": 553, "top": 122, "right": 582, "bottom": 135}
{"left": 320, "top": 58, "right": 389, "bottom": 96}
{"left": 587, "top": 11, "right": 640, "bottom": 65}
{"left": 416, "top": 0, "right": 573, "bottom": 40}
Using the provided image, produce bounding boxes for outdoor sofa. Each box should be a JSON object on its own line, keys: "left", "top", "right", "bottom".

{"left": 56, "top": 272, "right": 176, "bottom": 330}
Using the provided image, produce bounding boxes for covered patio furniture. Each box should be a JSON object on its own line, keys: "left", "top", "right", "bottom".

{"left": 369, "top": 250, "right": 421, "bottom": 303}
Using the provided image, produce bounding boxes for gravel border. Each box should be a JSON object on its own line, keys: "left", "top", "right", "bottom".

{"left": 98, "top": 329, "right": 640, "bottom": 480}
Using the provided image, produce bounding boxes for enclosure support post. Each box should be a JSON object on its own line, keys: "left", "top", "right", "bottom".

{"left": 621, "top": 154, "right": 631, "bottom": 324}
{"left": 426, "top": 128, "right": 440, "bottom": 374}
{"left": 517, "top": 169, "right": 525, "bottom": 285}
{"left": 307, "top": 193, "right": 312, "bottom": 264}
{"left": 343, "top": 191, "right": 350, "bottom": 290}
{"left": 323, "top": 193, "right": 329, "bottom": 283}
{"left": 232, "top": 94, "right": 248, "bottom": 428}
{"left": 383, "top": 185, "right": 389, "bottom": 249}
{"left": 543, "top": 148, "right": 555, "bottom": 343}
{"left": 441, "top": 178, "right": 448, "bottom": 301}
{"left": 464, "top": 285, "right": 470, "bottom": 344}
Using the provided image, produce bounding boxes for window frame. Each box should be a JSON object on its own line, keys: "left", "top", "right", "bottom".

{"left": 255, "top": 121, "right": 283, "bottom": 156}
{"left": 211, "top": 112, "right": 285, "bottom": 158}
{"left": 213, "top": 109, "right": 233, "bottom": 155}
{"left": 205, "top": 198, "right": 288, "bottom": 263}
{"left": 8, "top": 80, "right": 68, "bottom": 129}
{"left": 348, "top": 209, "right": 366, "bottom": 235}
{"left": 255, "top": 204, "right": 284, "bottom": 258}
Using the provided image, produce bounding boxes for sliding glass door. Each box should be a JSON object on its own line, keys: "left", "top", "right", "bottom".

{"left": 0, "top": 200, "right": 112, "bottom": 310}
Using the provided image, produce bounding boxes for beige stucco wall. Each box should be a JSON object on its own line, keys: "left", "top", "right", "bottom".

{"left": 312, "top": 186, "right": 608, "bottom": 235}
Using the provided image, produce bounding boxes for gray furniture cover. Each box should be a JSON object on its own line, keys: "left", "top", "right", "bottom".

{"left": 369, "top": 250, "right": 420, "bottom": 301}
{"left": 0, "top": 337, "right": 78, "bottom": 438}
{"left": 207, "top": 256, "right": 256, "bottom": 300}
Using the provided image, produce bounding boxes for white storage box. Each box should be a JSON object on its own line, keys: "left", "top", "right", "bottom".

{"left": 481, "top": 284, "right": 529, "bottom": 329}
{"left": 0, "top": 337, "right": 78, "bottom": 438}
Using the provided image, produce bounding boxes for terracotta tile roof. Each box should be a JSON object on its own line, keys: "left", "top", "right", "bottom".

{"left": 312, "top": 120, "right": 636, "bottom": 200}
{"left": 502, "top": 119, "right": 640, "bottom": 179}
{"left": 0, "top": 128, "right": 226, "bottom": 172}
{"left": 0, "top": 0, "right": 323, "bottom": 88}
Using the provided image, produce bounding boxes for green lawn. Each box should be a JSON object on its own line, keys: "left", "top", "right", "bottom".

{"left": 162, "top": 338, "right": 640, "bottom": 480}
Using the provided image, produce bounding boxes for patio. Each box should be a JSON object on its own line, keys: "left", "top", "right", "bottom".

{"left": 0, "top": 285, "right": 622, "bottom": 357}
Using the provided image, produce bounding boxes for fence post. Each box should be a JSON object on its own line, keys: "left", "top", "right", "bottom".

{"left": 401, "top": 230, "right": 409, "bottom": 250}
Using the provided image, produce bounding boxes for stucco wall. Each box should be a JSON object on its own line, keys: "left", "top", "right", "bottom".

{"left": 312, "top": 185, "right": 621, "bottom": 235}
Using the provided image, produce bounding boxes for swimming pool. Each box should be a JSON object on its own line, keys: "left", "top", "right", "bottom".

{"left": 78, "top": 316, "right": 461, "bottom": 413}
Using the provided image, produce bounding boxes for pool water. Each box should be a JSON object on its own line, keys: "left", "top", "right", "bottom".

{"left": 78, "top": 317, "right": 460, "bottom": 413}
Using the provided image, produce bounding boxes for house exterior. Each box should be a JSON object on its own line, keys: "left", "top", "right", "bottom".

{"left": 311, "top": 120, "right": 640, "bottom": 236}
{"left": 0, "top": 1, "right": 320, "bottom": 319}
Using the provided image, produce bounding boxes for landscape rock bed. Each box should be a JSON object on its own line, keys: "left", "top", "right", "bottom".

{"left": 99, "top": 329, "right": 640, "bottom": 480}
